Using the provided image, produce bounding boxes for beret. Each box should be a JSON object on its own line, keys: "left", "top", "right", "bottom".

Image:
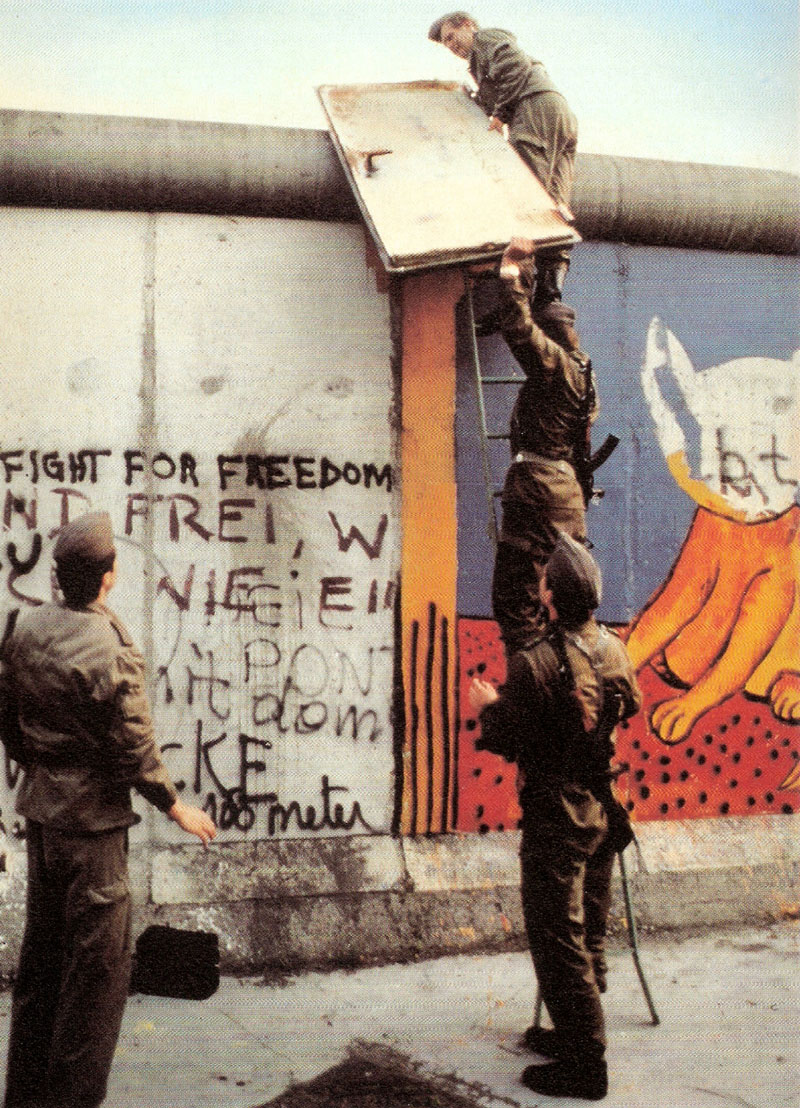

{"left": 54, "top": 511, "right": 116, "bottom": 562}
{"left": 546, "top": 532, "right": 602, "bottom": 615}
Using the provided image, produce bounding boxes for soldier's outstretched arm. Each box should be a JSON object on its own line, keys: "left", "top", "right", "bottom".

{"left": 498, "top": 238, "right": 571, "bottom": 375}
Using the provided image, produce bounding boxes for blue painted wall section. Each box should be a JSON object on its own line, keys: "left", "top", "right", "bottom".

{"left": 456, "top": 243, "right": 800, "bottom": 623}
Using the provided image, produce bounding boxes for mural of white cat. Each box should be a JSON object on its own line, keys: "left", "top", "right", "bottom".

{"left": 626, "top": 319, "right": 800, "bottom": 780}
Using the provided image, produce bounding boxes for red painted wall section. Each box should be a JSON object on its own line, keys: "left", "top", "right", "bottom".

{"left": 457, "top": 617, "right": 800, "bottom": 832}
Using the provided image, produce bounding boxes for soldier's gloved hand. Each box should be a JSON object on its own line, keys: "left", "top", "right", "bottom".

{"left": 169, "top": 798, "right": 217, "bottom": 847}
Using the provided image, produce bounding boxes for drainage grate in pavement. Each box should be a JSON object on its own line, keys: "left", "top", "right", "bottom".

{"left": 257, "top": 1042, "right": 495, "bottom": 1108}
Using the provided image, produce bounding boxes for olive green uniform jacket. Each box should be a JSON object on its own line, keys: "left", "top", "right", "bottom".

{"left": 3, "top": 600, "right": 177, "bottom": 829}
{"left": 469, "top": 27, "right": 578, "bottom": 207}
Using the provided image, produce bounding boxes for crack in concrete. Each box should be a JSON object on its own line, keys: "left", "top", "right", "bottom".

{"left": 691, "top": 1086, "right": 762, "bottom": 1108}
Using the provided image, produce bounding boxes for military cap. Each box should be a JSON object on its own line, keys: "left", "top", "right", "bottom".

{"left": 546, "top": 532, "right": 602, "bottom": 617}
{"left": 54, "top": 510, "right": 116, "bottom": 562}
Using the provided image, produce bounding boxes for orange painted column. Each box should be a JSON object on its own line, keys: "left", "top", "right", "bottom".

{"left": 399, "top": 268, "right": 465, "bottom": 835}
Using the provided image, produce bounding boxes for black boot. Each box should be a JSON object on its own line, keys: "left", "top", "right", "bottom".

{"left": 521, "top": 1024, "right": 565, "bottom": 1058}
{"left": 521, "top": 1054, "right": 608, "bottom": 1100}
{"left": 532, "top": 257, "right": 569, "bottom": 311}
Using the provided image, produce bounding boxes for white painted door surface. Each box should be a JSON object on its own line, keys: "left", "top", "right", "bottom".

{"left": 318, "top": 80, "right": 580, "bottom": 272}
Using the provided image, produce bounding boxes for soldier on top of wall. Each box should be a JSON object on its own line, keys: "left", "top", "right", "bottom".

{"left": 0, "top": 511, "right": 216, "bottom": 1108}
{"left": 429, "top": 10, "right": 578, "bottom": 316}
{"left": 487, "top": 236, "right": 599, "bottom": 658}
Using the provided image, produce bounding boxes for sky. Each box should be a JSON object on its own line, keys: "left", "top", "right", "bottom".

{"left": 1, "top": 0, "right": 798, "bottom": 172}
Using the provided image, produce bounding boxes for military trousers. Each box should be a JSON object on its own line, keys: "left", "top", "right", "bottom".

{"left": 509, "top": 91, "right": 577, "bottom": 210}
{"left": 510, "top": 89, "right": 578, "bottom": 278}
{"left": 491, "top": 457, "right": 586, "bottom": 656}
{"left": 519, "top": 789, "right": 613, "bottom": 1057}
{"left": 4, "top": 822, "right": 132, "bottom": 1108}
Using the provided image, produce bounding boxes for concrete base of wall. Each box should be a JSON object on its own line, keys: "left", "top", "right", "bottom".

{"left": 1, "top": 814, "right": 797, "bottom": 978}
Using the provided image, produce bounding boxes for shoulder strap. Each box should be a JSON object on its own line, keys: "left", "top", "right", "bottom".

{"left": 571, "top": 356, "right": 595, "bottom": 505}
{"left": 546, "top": 623, "right": 596, "bottom": 733}
{"left": 107, "top": 609, "right": 134, "bottom": 648}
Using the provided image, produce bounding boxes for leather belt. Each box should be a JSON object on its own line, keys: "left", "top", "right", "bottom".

{"left": 513, "top": 450, "right": 574, "bottom": 475}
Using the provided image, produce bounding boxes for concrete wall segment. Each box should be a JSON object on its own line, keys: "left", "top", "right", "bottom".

{"left": 0, "top": 207, "right": 398, "bottom": 849}
{"left": 1, "top": 156, "right": 798, "bottom": 974}
{"left": 629, "top": 812, "right": 800, "bottom": 876}
{"left": 132, "top": 813, "right": 798, "bottom": 971}
{"left": 457, "top": 242, "right": 799, "bottom": 837}
{"left": 150, "top": 834, "right": 407, "bottom": 905}
{"left": 402, "top": 831, "right": 521, "bottom": 893}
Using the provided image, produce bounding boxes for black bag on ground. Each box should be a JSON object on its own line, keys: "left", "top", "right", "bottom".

{"left": 130, "top": 925, "right": 220, "bottom": 1000}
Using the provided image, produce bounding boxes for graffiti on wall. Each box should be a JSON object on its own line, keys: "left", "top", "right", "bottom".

{"left": 403, "top": 600, "right": 456, "bottom": 836}
{"left": 0, "top": 443, "right": 399, "bottom": 841}
{"left": 457, "top": 321, "right": 800, "bottom": 829}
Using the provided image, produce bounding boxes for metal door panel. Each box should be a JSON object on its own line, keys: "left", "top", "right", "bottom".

{"left": 318, "top": 81, "right": 580, "bottom": 273}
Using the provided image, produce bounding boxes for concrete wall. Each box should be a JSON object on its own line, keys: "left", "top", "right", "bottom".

{"left": 1, "top": 183, "right": 798, "bottom": 976}
{"left": 459, "top": 245, "right": 800, "bottom": 621}
{"left": 0, "top": 206, "right": 407, "bottom": 973}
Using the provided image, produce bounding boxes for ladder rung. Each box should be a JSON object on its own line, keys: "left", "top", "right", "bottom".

{"left": 481, "top": 376, "right": 524, "bottom": 385}
{"left": 486, "top": 432, "right": 510, "bottom": 441}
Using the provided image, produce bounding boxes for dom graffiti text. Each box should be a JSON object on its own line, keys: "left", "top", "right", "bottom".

{"left": 161, "top": 640, "right": 391, "bottom": 738}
